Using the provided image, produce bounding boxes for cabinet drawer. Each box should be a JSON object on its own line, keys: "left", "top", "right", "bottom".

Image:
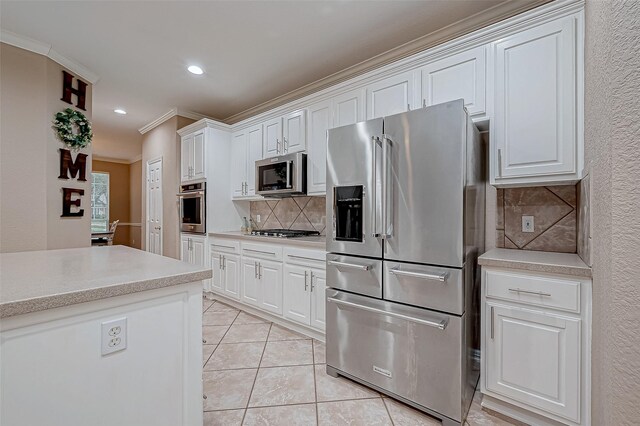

{"left": 326, "top": 253, "right": 382, "bottom": 298}
{"left": 210, "top": 238, "right": 240, "bottom": 254}
{"left": 283, "top": 247, "right": 326, "bottom": 269}
{"left": 485, "top": 269, "right": 581, "bottom": 313}
{"left": 241, "top": 242, "right": 282, "bottom": 261}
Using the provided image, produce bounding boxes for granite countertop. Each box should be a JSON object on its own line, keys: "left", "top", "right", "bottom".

{"left": 0, "top": 246, "right": 212, "bottom": 318}
{"left": 210, "top": 231, "right": 326, "bottom": 250}
{"left": 478, "top": 248, "right": 592, "bottom": 278}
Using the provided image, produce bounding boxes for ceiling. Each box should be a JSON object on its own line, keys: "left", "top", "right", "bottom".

{"left": 1, "top": 0, "right": 544, "bottom": 162}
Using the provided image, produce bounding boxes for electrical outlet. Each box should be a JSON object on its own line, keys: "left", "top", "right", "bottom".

{"left": 257, "top": 214, "right": 261, "bottom": 223}
{"left": 522, "top": 215, "right": 535, "bottom": 233}
{"left": 101, "top": 317, "right": 127, "bottom": 355}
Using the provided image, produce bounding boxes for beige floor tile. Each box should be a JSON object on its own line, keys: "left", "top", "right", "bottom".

{"left": 205, "top": 342, "right": 266, "bottom": 370}
{"left": 243, "top": 404, "right": 317, "bottom": 426}
{"left": 268, "top": 324, "right": 308, "bottom": 341}
{"left": 383, "top": 398, "right": 441, "bottom": 425}
{"left": 203, "top": 298, "right": 215, "bottom": 312}
{"left": 209, "top": 301, "right": 240, "bottom": 312}
{"left": 203, "top": 344, "right": 217, "bottom": 366}
{"left": 314, "top": 365, "right": 379, "bottom": 402}
{"left": 203, "top": 369, "right": 257, "bottom": 410}
{"left": 466, "top": 391, "right": 523, "bottom": 426}
{"left": 221, "top": 323, "right": 271, "bottom": 343}
{"left": 234, "top": 311, "right": 270, "bottom": 324}
{"left": 313, "top": 340, "right": 326, "bottom": 364}
{"left": 203, "top": 409, "right": 245, "bottom": 426}
{"left": 260, "top": 340, "right": 313, "bottom": 367}
{"left": 203, "top": 310, "right": 239, "bottom": 326}
{"left": 249, "top": 365, "right": 316, "bottom": 407}
{"left": 318, "top": 398, "right": 391, "bottom": 426}
{"left": 203, "top": 325, "right": 230, "bottom": 345}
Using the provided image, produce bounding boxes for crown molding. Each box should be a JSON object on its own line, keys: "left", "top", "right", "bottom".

{"left": 177, "top": 118, "right": 231, "bottom": 137}
{"left": 138, "top": 108, "right": 226, "bottom": 134}
{"left": 223, "top": 0, "right": 552, "bottom": 125}
{"left": 1, "top": 30, "right": 100, "bottom": 84}
{"left": 138, "top": 108, "right": 178, "bottom": 134}
{"left": 93, "top": 154, "right": 141, "bottom": 165}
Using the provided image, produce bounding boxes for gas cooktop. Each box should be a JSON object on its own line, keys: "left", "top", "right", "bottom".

{"left": 251, "top": 229, "right": 321, "bottom": 238}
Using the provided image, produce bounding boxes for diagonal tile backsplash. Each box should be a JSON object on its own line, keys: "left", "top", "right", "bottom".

{"left": 496, "top": 185, "right": 577, "bottom": 253}
{"left": 250, "top": 196, "right": 326, "bottom": 235}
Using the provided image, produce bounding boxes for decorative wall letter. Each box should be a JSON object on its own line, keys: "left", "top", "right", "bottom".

{"left": 58, "top": 149, "right": 87, "bottom": 181}
{"left": 61, "top": 188, "right": 85, "bottom": 217}
{"left": 60, "top": 71, "right": 87, "bottom": 111}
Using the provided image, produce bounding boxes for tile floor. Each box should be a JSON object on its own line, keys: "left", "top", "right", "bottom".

{"left": 202, "top": 297, "right": 521, "bottom": 426}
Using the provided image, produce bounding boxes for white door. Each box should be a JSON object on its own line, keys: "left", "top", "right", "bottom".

{"left": 246, "top": 125, "right": 264, "bottom": 196}
{"left": 210, "top": 251, "right": 224, "bottom": 293}
{"left": 310, "top": 268, "right": 327, "bottom": 331}
{"left": 192, "top": 131, "right": 206, "bottom": 180}
{"left": 231, "top": 131, "right": 248, "bottom": 198}
{"left": 283, "top": 264, "right": 311, "bottom": 326}
{"left": 223, "top": 254, "right": 240, "bottom": 300}
{"left": 306, "top": 100, "right": 331, "bottom": 195}
{"left": 191, "top": 237, "right": 206, "bottom": 267}
{"left": 283, "top": 110, "right": 306, "bottom": 154}
{"left": 333, "top": 88, "right": 365, "bottom": 127}
{"left": 420, "top": 45, "right": 486, "bottom": 116}
{"left": 180, "top": 135, "right": 192, "bottom": 182}
{"left": 493, "top": 16, "right": 577, "bottom": 181}
{"left": 485, "top": 303, "right": 581, "bottom": 422}
{"left": 263, "top": 117, "right": 282, "bottom": 158}
{"left": 146, "top": 158, "right": 163, "bottom": 255}
{"left": 180, "top": 236, "right": 190, "bottom": 263}
{"left": 366, "top": 70, "right": 417, "bottom": 119}
{"left": 242, "top": 258, "right": 260, "bottom": 307}
{"left": 259, "top": 260, "right": 283, "bottom": 315}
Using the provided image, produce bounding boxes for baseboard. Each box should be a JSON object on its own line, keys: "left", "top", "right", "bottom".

{"left": 481, "top": 394, "right": 569, "bottom": 426}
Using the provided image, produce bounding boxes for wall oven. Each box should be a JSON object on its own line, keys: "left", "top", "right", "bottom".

{"left": 178, "top": 182, "right": 206, "bottom": 234}
{"left": 255, "top": 152, "right": 306, "bottom": 197}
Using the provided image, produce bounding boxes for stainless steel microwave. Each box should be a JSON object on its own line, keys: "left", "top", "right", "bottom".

{"left": 256, "top": 152, "right": 307, "bottom": 197}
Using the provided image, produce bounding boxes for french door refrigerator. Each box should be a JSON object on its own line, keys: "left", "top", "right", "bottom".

{"left": 325, "top": 100, "right": 484, "bottom": 426}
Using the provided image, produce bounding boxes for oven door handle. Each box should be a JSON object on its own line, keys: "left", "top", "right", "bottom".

{"left": 327, "top": 297, "right": 448, "bottom": 330}
{"left": 177, "top": 191, "right": 205, "bottom": 197}
{"left": 286, "top": 161, "right": 292, "bottom": 189}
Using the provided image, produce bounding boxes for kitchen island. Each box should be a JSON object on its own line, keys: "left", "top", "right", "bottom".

{"left": 0, "top": 246, "right": 211, "bottom": 426}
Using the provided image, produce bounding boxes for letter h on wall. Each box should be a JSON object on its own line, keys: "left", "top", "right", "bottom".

{"left": 60, "top": 71, "right": 87, "bottom": 111}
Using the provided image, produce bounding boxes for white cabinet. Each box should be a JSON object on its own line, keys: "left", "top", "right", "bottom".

{"left": 419, "top": 45, "right": 487, "bottom": 117}
{"left": 231, "top": 125, "right": 263, "bottom": 199}
{"left": 282, "top": 249, "right": 327, "bottom": 331}
{"left": 333, "top": 88, "right": 365, "bottom": 127}
{"left": 282, "top": 110, "right": 306, "bottom": 154}
{"left": 241, "top": 257, "right": 260, "bottom": 307}
{"left": 211, "top": 251, "right": 240, "bottom": 300}
{"left": 264, "top": 117, "right": 282, "bottom": 158}
{"left": 310, "top": 268, "right": 326, "bottom": 330}
{"left": 180, "top": 131, "right": 206, "bottom": 183}
{"left": 306, "top": 100, "right": 331, "bottom": 195}
{"left": 210, "top": 251, "right": 224, "bottom": 293}
{"left": 491, "top": 14, "right": 582, "bottom": 186}
{"left": 482, "top": 266, "right": 591, "bottom": 425}
{"left": 242, "top": 256, "right": 283, "bottom": 315}
{"left": 181, "top": 234, "right": 206, "bottom": 267}
{"left": 283, "top": 264, "right": 312, "bottom": 325}
{"left": 366, "top": 70, "right": 417, "bottom": 119}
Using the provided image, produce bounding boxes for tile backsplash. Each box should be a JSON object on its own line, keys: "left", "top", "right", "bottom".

{"left": 250, "top": 196, "right": 326, "bottom": 235}
{"left": 496, "top": 185, "right": 577, "bottom": 253}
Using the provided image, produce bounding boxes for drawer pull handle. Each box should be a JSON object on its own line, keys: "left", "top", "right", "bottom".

{"left": 244, "top": 248, "right": 276, "bottom": 255}
{"left": 288, "top": 254, "right": 321, "bottom": 262}
{"left": 327, "top": 297, "right": 447, "bottom": 330}
{"left": 390, "top": 268, "right": 448, "bottom": 282}
{"left": 508, "top": 288, "right": 552, "bottom": 297}
{"left": 328, "top": 260, "right": 370, "bottom": 271}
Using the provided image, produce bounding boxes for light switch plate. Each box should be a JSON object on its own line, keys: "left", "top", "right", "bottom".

{"left": 101, "top": 317, "right": 127, "bottom": 356}
{"left": 522, "top": 215, "right": 535, "bottom": 233}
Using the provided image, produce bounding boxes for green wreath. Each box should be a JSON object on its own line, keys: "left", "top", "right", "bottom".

{"left": 53, "top": 108, "right": 93, "bottom": 149}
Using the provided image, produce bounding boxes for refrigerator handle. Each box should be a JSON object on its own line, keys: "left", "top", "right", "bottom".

{"left": 381, "top": 134, "right": 392, "bottom": 239}
{"left": 371, "top": 136, "right": 381, "bottom": 238}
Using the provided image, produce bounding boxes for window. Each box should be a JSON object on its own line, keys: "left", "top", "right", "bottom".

{"left": 91, "top": 172, "right": 109, "bottom": 232}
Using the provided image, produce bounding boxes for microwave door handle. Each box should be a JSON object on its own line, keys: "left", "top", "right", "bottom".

{"left": 286, "top": 161, "right": 292, "bottom": 189}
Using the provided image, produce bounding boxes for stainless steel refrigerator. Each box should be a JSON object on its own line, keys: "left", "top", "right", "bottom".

{"left": 325, "top": 100, "right": 484, "bottom": 426}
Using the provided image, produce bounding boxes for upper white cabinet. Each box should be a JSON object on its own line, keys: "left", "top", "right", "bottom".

{"left": 283, "top": 110, "right": 306, "bottom": 154}
{"left": 366, "top": 70, "right": 418, "bottom": 119}
{"left": 306, "top": 100, "right": 331, "bottom": 195}
{"left": 333, "top": 88, "right": 365, "bottom": 127}
{"left": 181, "top": 131, "right": 205, "bottom": 183}
{"left": 419, "top": 45, "right": 487, "bottom": 117}
{"left": 264, "top": 117, "right": 282, "bottom": 158}
{"left": 231, "top": 125, "right": 263, "bottom": 199}
{"left": 491, "top": 14, "right": 582, "bottom": 186}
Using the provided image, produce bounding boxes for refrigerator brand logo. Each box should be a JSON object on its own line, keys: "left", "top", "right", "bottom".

{"left": 373, "top": 366, "right": 392, "bottom": 378}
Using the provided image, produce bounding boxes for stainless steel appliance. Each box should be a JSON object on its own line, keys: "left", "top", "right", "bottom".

{"left": 325, "top": 100, "right": 484, "bottom": 426}
{"left": 255, "top": 152, "right": 306, "bottom": 197}
{"left": 250, "top": 229, "right": 320, "bottom": 238}
{"left": 178, "top": 182, "right": 206, "bottom": 234}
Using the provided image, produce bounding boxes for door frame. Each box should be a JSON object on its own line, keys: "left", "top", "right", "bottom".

{"left": 146, "top": 157, "right": 163, "bottom": 255}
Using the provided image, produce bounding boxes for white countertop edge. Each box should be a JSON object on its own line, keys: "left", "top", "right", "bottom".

{"left": 209, "top": 231, "right": 326, "bottom": 249}
{"left": 478, "top": 248, "right": 592, "bottom": 278}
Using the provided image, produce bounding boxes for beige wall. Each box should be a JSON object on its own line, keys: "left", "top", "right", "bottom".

{"left": 129, "top": 160, "right": 142, "bottom": 249}
{"left": 584, "top": 0, "right": 640, "bottom": 424}
{"left": 0, "top": 43, "right": 92, "bottom": 253}
{"left": 141, "top": 115, "right": 194, "bottom": 259}
{"left": 92, "top": 160, "right": 131, "bottom": 246}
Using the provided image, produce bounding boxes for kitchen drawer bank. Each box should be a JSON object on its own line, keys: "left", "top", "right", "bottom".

{"left": 479, "top": 249, "right": 592, "bottom": 426}
{"left": 207, "top": 232, "right": 327, "bottom": 340}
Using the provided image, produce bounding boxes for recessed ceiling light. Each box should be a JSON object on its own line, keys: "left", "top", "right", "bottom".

{"left": 114, "top": 109, "right": 127, "bottom": 115}
{"left": 188, "top": 65, "right": 204, "bottom": 75}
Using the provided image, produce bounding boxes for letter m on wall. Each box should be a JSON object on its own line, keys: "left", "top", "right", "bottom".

{"left": 59, "top": 149, "right": 88, "bottom": 181}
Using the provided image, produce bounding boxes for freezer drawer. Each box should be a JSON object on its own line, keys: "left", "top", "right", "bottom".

{"left": 326, "top": 253, "right": 382, "bottom": 298}
{"left": 326, "top": 289, "right": 464, "bottom": 422}
{"left": 384, "top": 261, "right": 464, "bottom": 315}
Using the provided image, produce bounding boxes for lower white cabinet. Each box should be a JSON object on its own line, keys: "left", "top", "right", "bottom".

{"left": 241, "top": 256, "right": 283, "bottom": 315}
{"left": 211, "top": 251, "right": 240, "bottom": 300}
{"left": 241, "top": 257, "right": 260, "bottom": 307}
{"left": 180, "top": 234, "right": 206, "bottom": 267}
{"left": 283, "top": 264, "right": 326, "bottom": 330}
{"left": 481, "top": 266, "right": 591, "bottom": 426}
